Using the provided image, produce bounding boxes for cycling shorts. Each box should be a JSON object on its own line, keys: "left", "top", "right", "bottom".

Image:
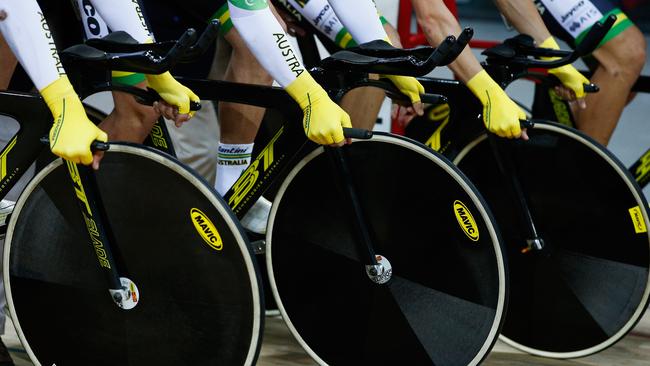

{"left": 534, "top": 0, "right": 634, "bottom": 49}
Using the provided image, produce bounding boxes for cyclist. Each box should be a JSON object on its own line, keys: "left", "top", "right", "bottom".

{"left": 530, "top": 0, "right": 647, "bottom": 146}
{"left": 0, "top": 0, "right": 199, "bottom": 169}
{"left": 397, "top": 0, "right": 589, "bottom": 141}
{"left": 137, "top": 0, "right": 427, "bottom": 234}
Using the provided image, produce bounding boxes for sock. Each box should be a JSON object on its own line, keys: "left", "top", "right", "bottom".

{"left": 215, "top": 142, "right": 254, "bottom": 196}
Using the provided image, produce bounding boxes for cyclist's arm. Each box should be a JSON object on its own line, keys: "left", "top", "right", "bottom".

{"left": 411, "top": 0, "right": 525, "bottom": 139}
{"left": 228, "top": 0, "right": 350, "bottom": 146}
{"left": 0, "top": 0, "right": 107, "bottom": 165}
{"left": 89, "top": 0, "right": 200, "bottom": 120}
{"left": 492, "top": 0, "right": 590, "bottom": 103}
{"left": 325, "top": 0, "right": 424, "bottom": 115}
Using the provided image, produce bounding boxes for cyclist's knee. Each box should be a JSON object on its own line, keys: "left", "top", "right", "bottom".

{"left": 595, "top": 26, "right": 646, "bottom": 82}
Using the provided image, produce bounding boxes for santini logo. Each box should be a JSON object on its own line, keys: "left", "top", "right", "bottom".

{"left": 191, "top": 208, "right": 223, "bottom": 250}
{"left": 454, "top": 200, "right": 480, "bottom": 242}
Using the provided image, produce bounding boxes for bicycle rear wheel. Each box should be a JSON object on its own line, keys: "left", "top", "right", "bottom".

{"left": 4, "top": 144, "right": 263, "bottom": 366}
{"left": 455, "top": 121, "right": 650, "bottom": 358}
{"left": 268, "top": 134, "right": 507, "bottom": 365}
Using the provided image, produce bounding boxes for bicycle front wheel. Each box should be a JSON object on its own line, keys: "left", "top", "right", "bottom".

{"left": 455, "top": 121, "right": 650, "bottom": 358}
{"left": 4, "top": 144, "right": 263, "bottom": 366}
{"left": 268, "top": 133, "right": 507, "bottom": 365}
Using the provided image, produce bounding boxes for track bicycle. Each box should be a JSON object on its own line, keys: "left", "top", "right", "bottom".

{"left": 402, "top": 17, "right": 650, "bottom": 359}
{"left": 1, "top": 25, "right": 268, "bottom": 366}
{"left": 3, "top": 25, "right": 507, "bottom": 366}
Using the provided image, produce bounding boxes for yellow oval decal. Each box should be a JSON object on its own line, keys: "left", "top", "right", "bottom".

{"left": 453, "top": 200, "right": 479, "bottom": 242}
{"left": 190, "top": 208, "right": 223, "bottom": 250}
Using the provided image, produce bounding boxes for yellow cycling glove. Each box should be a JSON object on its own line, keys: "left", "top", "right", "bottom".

{"left": 381, "top": 74, "right": 425, "bottom": 106}
{"left": 145, "top": 71, "right": 200, "bottom": 117}
{"left": 466, "top": 70, "right": 526, "bottom": 139}
{"left": 42, "top": 76, "right": 108, "bottom": 165}
{"left": 286, "top": 73, "right": 352, "bottom": 145}
{"left": 540, "top": 37, "right": 591, "bottom": 99}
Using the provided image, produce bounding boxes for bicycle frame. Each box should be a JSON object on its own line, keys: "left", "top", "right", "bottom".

{"left": 0, "top": 90, "right": 130, "bottom": 305}
{"left": 532, "top": 73, "right": 650, "bottom": 188}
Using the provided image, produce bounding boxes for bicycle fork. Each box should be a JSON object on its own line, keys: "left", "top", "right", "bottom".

{"left": 326, "top": 146, "right": 393, "bottom": 285}
{"left": 487, "top": 134, "right": 545, "bottom": 253}
{"left": 65, "top": 161, "right": 140, "bottom": 309}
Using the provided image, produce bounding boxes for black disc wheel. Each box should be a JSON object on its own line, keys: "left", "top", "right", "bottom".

{"left": 454, "top": 121, "right": 650, "bottom": 358}
{"left": 268, "top": 133, "right": 507, "bottom": 365}
{"left": 4, "top": 144, "right": 263, "bottom": 366}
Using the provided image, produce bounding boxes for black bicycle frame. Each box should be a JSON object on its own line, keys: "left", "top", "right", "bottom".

{"left": 176, "top": 77, "right": 315, "bottom": 219}
{"left": 532, "top": 72, "right": 650, "bottom": 188}
{"left": 0, "top": 90, "right": 126, "bottom": 297}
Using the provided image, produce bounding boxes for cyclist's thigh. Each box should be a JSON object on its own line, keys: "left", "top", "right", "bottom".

{"left": 533, "top": 0, "right": 635, "bottom": 49}
{"left": 591, "top": 23, "right": 647, "bottom": 72}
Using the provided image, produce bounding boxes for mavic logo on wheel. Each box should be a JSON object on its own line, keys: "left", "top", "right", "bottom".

{"left": 629, "top": 206, "right": 648, "bottom": 234}
{"left": 454, "top": 200, "right": 480, "bottom": 242}
{"left": 191, "top": 208, "right": 223, "bottom": 250}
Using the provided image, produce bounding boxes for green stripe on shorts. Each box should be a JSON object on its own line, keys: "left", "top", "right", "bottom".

{"left": 112, "top": 72, "right": 146, "bottom": 86}
{"left": 210, "top": 3, "right": 234, "bottom": 35}
{"left": 575, "top": 8, "right": 634, "bottom": 50}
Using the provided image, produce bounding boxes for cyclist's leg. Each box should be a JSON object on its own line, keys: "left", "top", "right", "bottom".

{"left": 575, "top": 24, "right": 646, "bottom": 145}
{"left": 216, "top": 22, "right": 274, "bottom": 195}
{"left": 535, "top": 0, "right": 647, "bottom": 146}
{"left": 99, "top": 87, "right": 160, "bottom": 143}
{"left": 282, "top": 0, "right": 398, "bottom": 130}
{"left": 339, "top": 21, "right": 400, "bottom": 130}
{"left": 0, "top": 31, "right": 17, "bottom": 89}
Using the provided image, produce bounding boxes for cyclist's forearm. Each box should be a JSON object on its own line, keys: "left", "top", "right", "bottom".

{"left": 327, "top": 0, "right": 389, "bottom": 44}
{"left": 492, "top": 0, "right": 551, "bottom": 44}
{"left": 0, "top": 0, "right": 64, "bottom": 90}
{"left": 89, "top": 0, "right": 152, "bottom": 42}
{"left": 228, "top": 0, "right": 304, "bottom": 87}
{"left": 412, "top": 0, "right": 482, "bottom": 82}
{"left": 286, "top": 0, "right": 350, "bottom": 47}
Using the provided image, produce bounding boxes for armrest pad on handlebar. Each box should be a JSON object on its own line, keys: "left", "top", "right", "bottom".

{"left": 320, "top": 36, "right": 458, "bottom": 77}
{"left": 348, "top": 40, "right": 436, "bottom": 61}
{"left": 61, "top": 44, "right": 108, "bottom": 62}
{"left": 87, "top": 31, "right": 178, "bottom": 55}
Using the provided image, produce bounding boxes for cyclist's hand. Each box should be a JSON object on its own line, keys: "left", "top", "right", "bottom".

{"left": 286, "top": 73, "right": 352, "bottom": 146}
{"left": 41, "top": 76, "right": 108, "bottom": 166}
{"left": 540, "top": 37, "right": 590, "bottom": 109}
{"left": 467, "top": 70, "right": 528, "bottom": 140}
{"left": 145, "top": 71, "right": 200, "bottom": 125}
{"left": 382, "top": 75, "right": 425, "bottom": 117}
